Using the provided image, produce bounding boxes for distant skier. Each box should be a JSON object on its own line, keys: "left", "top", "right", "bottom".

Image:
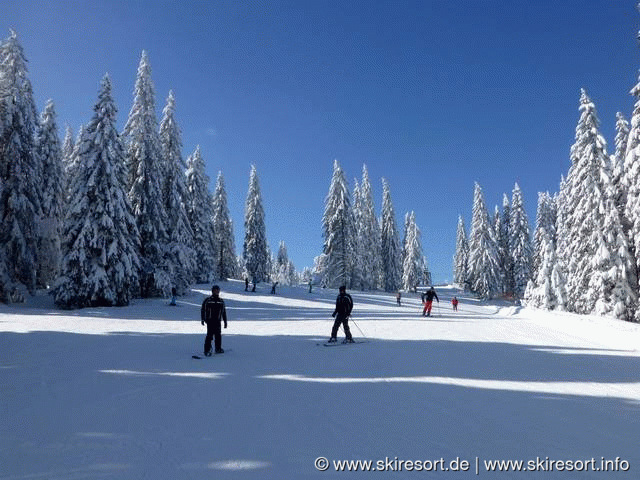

{"left": 396, "top": 291, "right": 402, "bottom": 306}
{"left": 452, "top": 296, "right": 459, "bottom": 311}
{"left": 308, "top": 280, "right": 313, "bottom": 293}
{"left": 201, "top": 285, "right": 228, "bottom": 355}
{"left": 169, "top": 287, "right": 177, "bottom": 306}
{"left": 245, "top": 277, "right": 249, "bottom": 291}
{"left": 271, "top": 281, "right": 278, "bottom": 294}
{"left": 422, "top": 286, "right": 439, "bottom": 317}
{"left": 328, "top": 286, "right": 354, "bottom": 343}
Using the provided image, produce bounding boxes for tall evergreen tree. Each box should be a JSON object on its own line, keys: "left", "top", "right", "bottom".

{"left": 498, "top": 193, "right": 514, "bottom": 295}
{"left": 321, "top": 160, "right": 355, "bottom": 288}
{"left": 54, "top": 75, "right": 140, "bottom": 308}
{"left": 212, "top": 171, "right": 237, "bottom": 280}
{"left": 380, "top": 178, "right": 402, "bottom": 292}
{"left": 36, "top": 99, "right": 64, "bottom": 287}
{"left": 158, "top": 89, "right": 195, "bottom": 293}
{"left": 509, "top": 183, "right": 533, "bottom": 298}
{"left": 613, "top": 112, "right": 630, "bottom": 219}
{"left": 0, "top": 30, "right": 41, "bottom": 295}
{"left": 358, "top": 165, "right": 382, "bottom": 290}
{"left": 402, "top": 211, "right": 424, "bottom": 291}
{"left": 468, "top": 182, "right": 500, "bottom": 299}
{"left": 453, "top": 215, "right": 469, "bottom": 288}
{"left": 532, "top": 192, "right": 556, "bottom": 280}
{"left": 560, "top": 90, "right": 611, "bottom": 313}
{"left": 624, "top": 64, "right": 640, "bottom": 311}
{"left": 243, "top": 165, "right": 269, "bottom": 283}
{"left": 185, "top": 145, "right": 215, "bottom": 282}
{"left": 351, "top": 179, "right": 364, "bottom": 289}
{"left": 122, "top": 51, "right": 170, "bottom": 297}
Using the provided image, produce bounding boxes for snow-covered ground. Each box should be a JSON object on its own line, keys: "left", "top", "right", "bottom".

{"left": 1, "top": 281, "right": 639, "bottom": 479}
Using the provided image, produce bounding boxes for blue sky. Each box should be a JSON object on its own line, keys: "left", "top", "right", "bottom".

{"left": 3, "top": 1, "right": 639, "bottom": 283}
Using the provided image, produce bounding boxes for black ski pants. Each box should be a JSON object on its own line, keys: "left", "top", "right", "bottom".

{"left": 331, "top": 314, "right": 352, "bottom": 340}
{"left": 204, "top": 321, "right": 222, "bottom": 353}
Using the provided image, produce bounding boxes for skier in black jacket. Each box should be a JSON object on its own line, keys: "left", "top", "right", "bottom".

{"left": 328, "top": 286, "right": 354, "bottom": 343}
{"left": 201, "top": 285, "right": 228, "bottom": 355}
{"left": 421, "top": 286, "right": 439, "bottom": 317}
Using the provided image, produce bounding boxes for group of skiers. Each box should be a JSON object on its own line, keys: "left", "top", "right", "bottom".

{"left": 198, "top": 284, "right": 460, "bottom": 356}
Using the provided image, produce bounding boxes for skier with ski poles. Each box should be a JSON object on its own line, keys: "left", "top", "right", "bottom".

{"left": 201, "top": 285, "right": 228, "bottom": 355}
{"left": 421, "top": 286, "right": 439, "bottom": 317}
{"left": 328, "top": 286, "right": 354, "bottom": 343}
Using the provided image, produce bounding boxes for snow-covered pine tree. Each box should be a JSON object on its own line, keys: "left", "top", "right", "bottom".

{"left": 158, "top": 90, "right": 195, "bottom": 294}
{"left": 492, "top": 204, "right": 504, "bottom": 294}
{"left": 624, "top": 64, "right": 640, "bottom": 313}
{"left": 0, "top": 30, "right": 41, "bottom": 295}
{"left": 498, "top": 193, "right": 514, "bottom": 296}
{"left": 185, "top": 145, "right": 215, "bottom": 282}
{"left": 36, "top": 99, "right": 64, "bottom": 288}
{"left": 54, "top": 75, "right": 140, "bottom": 308}
{"left": 64, "top": 125, "right": 85, "bottom": 198}
{"left": 380, "top": 178, "right": 402, "bottom": 292}
{"left": 351, "top": 179, "right": 364, "bottom": 290}
{"left": 453, "top": 215, "right": 469, "bottom": 288}
{"left": 613, "top": 112, "right": 629, "bottom": 221}
{"left": 589, "top": 130, "right": 637, "bottom": 319}
{"left": 321, "top": 160, "right": 355, "bottom": 288}
{"left": 358, "top": 165, "right": 382, "bottom": 290}
{"left": 532, "top": 192, "right": 556, "bottom": 281}
{"left": 122, "top": 51, "right": 170, "bottom": 297}
{"left": 212, "top": 171, "right": 237, "bottom": 281}
{"left": 468, "top": 182, "right": 500, "bottom": 299}
{"left": 509, "top": 183, "right": 533, "bottom": 299}
{"left": 524, "top": 230, "right": 558, "bottom": 310}
{"left": 273, "top": 241, "right": 297, "bottom": 285}
{"left": 561, "top": 90, "right": 613, "bottom": 314}
{"left": 402, "top": 211, "right": 424, "bottom": 292}
{"left": 243, "top": 165, "right": 269, "bottom": 284}
{"left": 61, "top": 125, "right": 73, "bottom": 166}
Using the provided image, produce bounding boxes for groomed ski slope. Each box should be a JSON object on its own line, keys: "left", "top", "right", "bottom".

{"left": 1, "top": 280, "right": 639, "bottom": 479}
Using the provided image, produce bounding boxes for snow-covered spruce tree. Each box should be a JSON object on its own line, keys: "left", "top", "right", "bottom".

{"left": 613, "top": 112, "right": 629, "bottom": 222}
{"left": 468, "top": 182, "right": 500, "bottom": 299}
{"left": 358, "top": 165, "right": 382, "bottom": 290}
{"left": 322, "top": 160, "right": 355, "bottom": 288}
{"left": 212, "top": 171, "right": 237, "bottom": 281}
{"left": 36, "top": 99, "right": 64, "bottom": 288}
{"left": 532, "top": 192, "right": 556, "bottom": 281}
{"left": 243, "top": 165, "right": 269, "bottom": 284}
{"left": 158, "top": 90, "right": 195, "bottom": 294}
{"left": 556, "top": 88, "right": 637, "bottom": 319}
{"left": 498, "top": 194, "right": 514, "bottom": 296}
{"left": 509, "top": 183, "right": 533, "bottom": 299}
{"left": 492, "top": 204, "right": 504, "bottom": 294}
{"left": 0, "top": 30, "right": 41, "bottom": 295}
{"left": 273, "top": 241, "right": 297, "bottom": 285}
{"left": 380, "top": 178, "right": 402, "bottom": 292}
{"left": 402, "top": 211, "right": 424, "bottom": 292}
{"left": 624, "top": 66, "right": 640, "bottom": 314}
{"left": 185, "top": 145, "right": 215, "bottom": 282}
{"left": 524, "top": 230, "right": 558, "bottom": 310}
{"left": 64, "top": 125, "right": 86, "bottom": 198}
{"left": 453, "top": 215, "right": 469, "bottom": 288}
{"left": 351, "top": 179, "right": 364, "bottom": 289}
{"left": 122, "top": 51, "right": 170, "bottom": 297}
{"left": 54, "top": 75, "right": 140, "bottom": 308}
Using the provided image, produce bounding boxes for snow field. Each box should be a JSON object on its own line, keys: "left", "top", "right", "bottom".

{"left": 1, "top": 280, "right": 639, "bottom": 479}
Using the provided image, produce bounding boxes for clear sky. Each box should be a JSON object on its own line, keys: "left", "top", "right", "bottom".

{"left": 3, "top": 1, "right": 639, "bottom": 283}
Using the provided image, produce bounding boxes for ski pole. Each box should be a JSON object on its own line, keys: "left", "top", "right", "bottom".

{"left": 349, "top": 315, "right": 368, "bottom": 340}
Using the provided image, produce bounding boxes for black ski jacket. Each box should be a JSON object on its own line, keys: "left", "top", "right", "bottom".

{"left": 333, "top": 293, "right": 353, "bottom": 317}
{"left": 201, "top": 296, "right": 228, "bottom": 327}
{"left": 422, "top": 289, "right": 439, "bottom": 303}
